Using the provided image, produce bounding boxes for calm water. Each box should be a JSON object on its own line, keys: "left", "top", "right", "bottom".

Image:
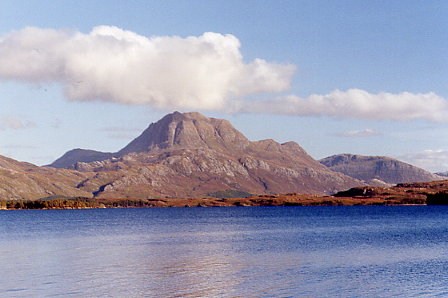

{"left": 1, "top": 206, "right": 448, "bottom": 297}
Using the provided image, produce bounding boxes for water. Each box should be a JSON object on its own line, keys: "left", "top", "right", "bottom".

{"left": 1, "top": 206, "right": 448, "bottom": 297}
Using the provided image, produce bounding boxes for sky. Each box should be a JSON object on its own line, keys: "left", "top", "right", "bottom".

{"left": 1, "top": 0, "right": 448, "bottom": 172}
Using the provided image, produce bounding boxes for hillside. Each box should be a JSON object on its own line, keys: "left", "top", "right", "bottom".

{"left": 320, "top": 154, "right": 443, "bottom": 186}
{"left": 0, "top": 155, "right": 93, "bottom": 200}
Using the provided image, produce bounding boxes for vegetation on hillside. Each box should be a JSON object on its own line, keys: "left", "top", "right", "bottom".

{"left": 0, "top": 197, "right": 103, "bottom": 209}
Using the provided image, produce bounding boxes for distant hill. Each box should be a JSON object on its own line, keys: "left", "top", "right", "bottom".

{"left": 320, "top": 154, "right": 443, "bottom": 186}
{"left": 46, "top": 111, "right": 362, "bottom": 198}
{"left": 50, "top": 149, "right": 114, "bottom": 169}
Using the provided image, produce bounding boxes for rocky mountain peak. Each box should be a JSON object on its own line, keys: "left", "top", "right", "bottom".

{"left": 50, "top": 111, "right": 251, "bottom": 168}
{"left": 118, "top": 111, "right": 250, "bottom": 155}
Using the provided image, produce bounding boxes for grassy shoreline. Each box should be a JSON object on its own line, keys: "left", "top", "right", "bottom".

{"left": 0, "top": 194, "right": 429, "bottom": 210}
{"left": 3, "top": 182, "right": 448, "bottom": 210}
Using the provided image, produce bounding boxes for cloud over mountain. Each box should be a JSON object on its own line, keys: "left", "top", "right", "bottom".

{"left": 0, "top": 26, "right": 295, "bottom": 110}
{"left": 244, "top": 89, "right": 448, "bottom": 122}
{"left": 2, "top": 26, "right": 448, "bottom": 123}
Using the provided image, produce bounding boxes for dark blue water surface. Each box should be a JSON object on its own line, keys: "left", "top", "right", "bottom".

{"left": 1, "top": 206, "right": 448, "bottom": 297}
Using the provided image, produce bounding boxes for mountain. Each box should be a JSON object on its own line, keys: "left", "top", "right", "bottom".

{"left": 48, "top": 112, "right": 362, "bottom": 198}
{"left": 0, "top": 155, "right": 93, "bottom": 200}
{"left": 49, "top": 112, "right": 250, "bottom": 169}
{"left": 320, "top": 154, "right": 443, "bottom": 186}
{"left": 118, "top": 112, "right": 251, "bottom": 155}
{"left": 50, "top": 149, "right": 114, "bottom": 169}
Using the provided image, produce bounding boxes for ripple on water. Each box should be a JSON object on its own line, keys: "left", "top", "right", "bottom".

{"left": 1, "top": 206, "right": 448, "bottom": 297}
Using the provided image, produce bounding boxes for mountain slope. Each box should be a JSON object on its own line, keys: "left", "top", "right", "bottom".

{"left": 50, "top": 149, "right": 114, "bottom": 169}
{"left": 320, "top": 154, "right": 443, "bottom": 185}
{"left": 50, "top": 112, "right": 362, "bottom": 197}
{"left": 0, "top": 155, "right": 93, "bottom": 200}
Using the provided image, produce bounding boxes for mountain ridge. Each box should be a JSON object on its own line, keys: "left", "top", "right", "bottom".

{"left": 3, "top": 112, "right": 443, "bottom": 201}
{"left": 47, "top": 111, "right": 362, "bottom": 197}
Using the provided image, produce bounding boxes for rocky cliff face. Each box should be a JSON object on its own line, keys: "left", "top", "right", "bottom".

{"left": 46, "top": 112, "right": 362, "bottom": 198}
{"left": 320, "top": 154, "right": 443, "bottom": 186}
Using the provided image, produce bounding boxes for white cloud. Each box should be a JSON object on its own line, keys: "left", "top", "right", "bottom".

{"left": 3, "top": 26, "right": 448, "bottom": 123}
{"left": 397, "top": 149, "right": 448, "bottom": 173}
{"left": 243, "top": 89, "right": 448, "bottom": 122}
{"left": 0, "top": 26, "right": 295, "bottom": 111}
{"left": 335, "top": 129, "right": 381, "bottom": 137}
{"left": 0, "top": 116, "right": 36, "bottom": 130}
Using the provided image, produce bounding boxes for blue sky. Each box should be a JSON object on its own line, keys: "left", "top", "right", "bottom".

{"left": 1, "top": 1, "right": 448, "bottom": 171}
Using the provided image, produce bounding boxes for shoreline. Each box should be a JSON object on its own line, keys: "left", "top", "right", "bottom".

{"left": 0, "top": 195, "right": 429, "bottom": 210}
{"left": 3, "top": 182, "right": 448, "bottom": 210}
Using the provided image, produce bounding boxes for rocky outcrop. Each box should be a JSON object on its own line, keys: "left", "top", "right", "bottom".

{"left": 320, "top": 154, "right": 443, "bottom": 185}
